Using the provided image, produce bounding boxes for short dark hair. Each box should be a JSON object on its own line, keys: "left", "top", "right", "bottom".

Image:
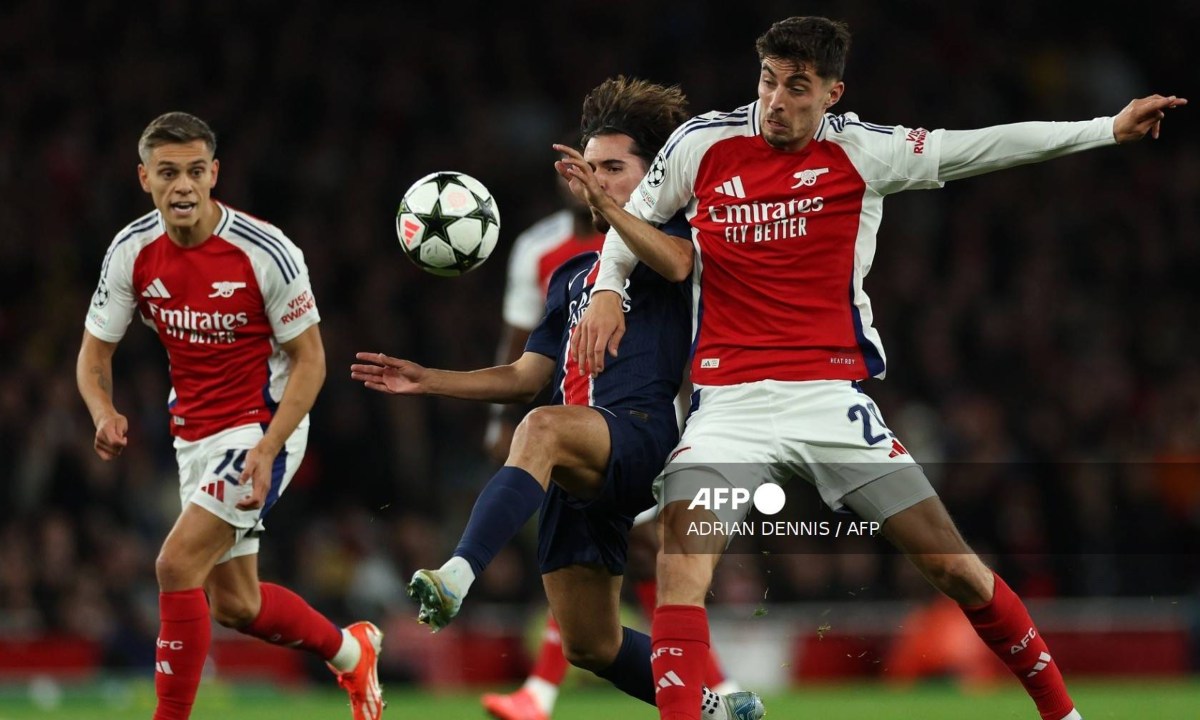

{"left": 579, "top": 76, "right": 689, "bottom": 165}
{"left": 755, "top": 16, "right": 852, "bottom": 81}
{"left": 138, "top": 112, "right": 217, "bottom": 163}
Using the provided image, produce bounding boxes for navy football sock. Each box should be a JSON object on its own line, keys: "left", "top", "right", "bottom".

{"left": 595, "top": 626, "right": 655, "bottom": 705}
{"left": 453, "top": 466, "right": 545, "bottom": 576}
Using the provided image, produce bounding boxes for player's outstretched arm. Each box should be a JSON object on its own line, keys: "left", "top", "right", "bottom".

{"left": 1113, "top": 94, "right": 1187, "bottom": 142}
{"left": 351, "top": 351, "right": 554, "bottom": 404}
{"left": 76, "top": 330, "right": 128, "bottom": 460}
{"left": 937, "top": 93, "right": 1188, "bottom": 183}
{"left": 483, "top": 322, "right": 534, "bottom": 463}
{"left": 553, "top": 143, "right": 692, "bottom": 282}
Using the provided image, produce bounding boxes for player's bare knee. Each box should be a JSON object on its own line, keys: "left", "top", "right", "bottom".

{"left": 509, "top": 408, "right": 561, "bottom": 467}
{"left": 155, "top": 551, "right": 193, "bottom": 591}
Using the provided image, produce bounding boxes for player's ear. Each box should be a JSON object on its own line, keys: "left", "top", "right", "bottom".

{"left": 137, "top": 164, "right": 151, "bottom": 193}
{"left": 210, "top": 158, "right": 219, "bottom": 188}
{"left": 824, "top": 80, "right": 845, "bottom": 110}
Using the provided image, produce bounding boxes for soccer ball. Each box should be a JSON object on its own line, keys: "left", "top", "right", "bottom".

{"left": 396, "top": 171, "right": 501, "bottom": 276}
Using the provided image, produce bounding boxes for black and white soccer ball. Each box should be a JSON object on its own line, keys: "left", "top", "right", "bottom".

{"left": 396, "top": 171, "right": 500, "bottom": 276}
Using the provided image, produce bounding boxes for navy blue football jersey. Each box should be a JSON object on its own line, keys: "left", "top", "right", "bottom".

{"left": 526, "top": 251, "right": 691, "bottom": 414}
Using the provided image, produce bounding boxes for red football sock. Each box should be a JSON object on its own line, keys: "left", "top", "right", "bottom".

{"left": 154, "top": 589, "right": 211, "bottom": 720}
{"left": 241, "top": 582, "right": 342, "bottom": 660}
{"left": 703, "top": 647, "right": 728, "bottom": 689}
{"left": 961, "top": 573, "right": 1075, "bottom": 720}
{"left": 529, "top": 614, "right": 569, "bottom": 685}
{"left": 635, "top": 579, "right": 727, "bottom": 688}
{"left": 635, "top": 578, "right": 658, "bottom": 618}
{"left": 651, "top": 605, "right": 709, "bottom": 720}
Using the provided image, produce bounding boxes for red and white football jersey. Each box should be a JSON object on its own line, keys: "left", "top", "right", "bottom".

{"left": 598, "top": 101, "right": 1114, "bottom": 385}
{"left": 85, "top": 203, "right": 320, "bottom": 440}
{"left": 501, "top": 209, "right": 604, "bottom": 331}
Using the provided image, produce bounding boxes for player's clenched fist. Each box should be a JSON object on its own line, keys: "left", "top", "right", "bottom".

{"left": 93, "top": 413, "right": 129, "bottom": 460}
{"left": 236, "top": 442, "right": 279, "bottom": 510}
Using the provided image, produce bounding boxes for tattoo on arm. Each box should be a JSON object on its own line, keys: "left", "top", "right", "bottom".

{"left": 92, "top": 365, "right": 112, "bottom": 397}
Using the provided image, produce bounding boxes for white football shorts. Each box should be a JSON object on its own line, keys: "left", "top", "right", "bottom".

{"left": 656, "top": 380, "right": 932, "bottom": 526}
{"left": 174, "top": 421, "right": 308, "bottom": 563}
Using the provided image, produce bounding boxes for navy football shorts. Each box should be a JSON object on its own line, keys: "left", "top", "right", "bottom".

{"left": 537, "top": 404, "right": 678, "bottom": 575}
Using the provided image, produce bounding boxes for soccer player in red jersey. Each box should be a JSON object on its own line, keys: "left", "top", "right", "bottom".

{"left": 560, "top": 17, "right": 1186, "bottom": 720}
{"left": 77, "top": 113, "right": 383, "bottom": 720}
{"left": 481, "top": 141, "right": 733, "bottom": 720}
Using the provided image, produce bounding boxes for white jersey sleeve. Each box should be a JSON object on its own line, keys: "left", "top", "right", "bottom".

{"left": 242, "top": 219, "right": 316, "bottom": 343}
{"left": 502, "top": 210, "right": 573, "bottom": 330}
{"left": 825, "top": 112, "right": 1118, "bottom": 194}
{"left": 85, "top": 211, "right": 162, "bottom": 343}
{"left": 935, "top": 116, "right": 1116, "bottom": 181}
{"left": 820, "top": 113, "right": 946, "bottom": 195}
{"left": 226, "top": 212, "right": 321, "bottom": 343}
{"left": 593, "top": 224, "right": 641, "bottom": 296}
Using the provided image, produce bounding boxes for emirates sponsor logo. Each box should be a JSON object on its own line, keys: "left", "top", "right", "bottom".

{"left": 147, "top": 303, "right": 249, "bottom": 344}
{"left": 709, "top": 196, "right": 824, "bottom": 244}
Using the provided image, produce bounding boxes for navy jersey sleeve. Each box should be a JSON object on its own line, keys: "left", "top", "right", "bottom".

{"left": 659, "top": 209, "right": 692, "bottom": 241}
{"left": 524, "top": 263, "right": 571, "bottom": 359}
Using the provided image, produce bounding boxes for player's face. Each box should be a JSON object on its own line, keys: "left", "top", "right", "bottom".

{"left": 582, "top": 133, "right": 649, "bottom": 233}
{"left": 137, "top": 140, "right": 219, "bottom": 231}
{"left": 758, "top": 57, "right": 844, "bottom": 152}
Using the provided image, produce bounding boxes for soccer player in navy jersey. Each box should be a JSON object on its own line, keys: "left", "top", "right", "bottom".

{"left": 481, "top": 148, "right": 733, "bottom": 720}
{"left": 77, "top": 113, "right": 382, "bottom": 720}
{"left": 559, "top": 17, "right": 1186, "bottom": 720}
{"left": 352, "top": 77, "right": 761, "bottom": 720}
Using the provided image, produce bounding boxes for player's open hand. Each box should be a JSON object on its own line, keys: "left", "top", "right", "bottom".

{"left": 571, "top": 290, "right": 625, "bottom": 376}
{"left": 236, "top": 442, "right": 277, "bottom": 510}
{"left": 553, "top": 144, "right": 614, "bottom": 212}
{"left": 351, "top": 352, "right": 428, "bottom": 394}
{"left": 93, "top": 412, "right": 129, "bottom": 460}
{"left": 1113, "top": 94, "right": 1187, "bottom": 143}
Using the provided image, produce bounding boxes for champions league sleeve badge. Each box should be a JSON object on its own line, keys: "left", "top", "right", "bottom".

{"left": 92, "top": 278, "right": 110, "bottom": 308}
{"left": 647, "top": 152, "right": 667, "bottom": 187}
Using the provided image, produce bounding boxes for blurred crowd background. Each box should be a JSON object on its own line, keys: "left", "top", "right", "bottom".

{"left": 2, "top": 0, "right": 1197, "bottom": 677}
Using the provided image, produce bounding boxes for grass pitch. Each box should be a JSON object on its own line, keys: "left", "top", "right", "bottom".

{"left": 0, "top": 678, "right": 1196, "bottom": 719}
